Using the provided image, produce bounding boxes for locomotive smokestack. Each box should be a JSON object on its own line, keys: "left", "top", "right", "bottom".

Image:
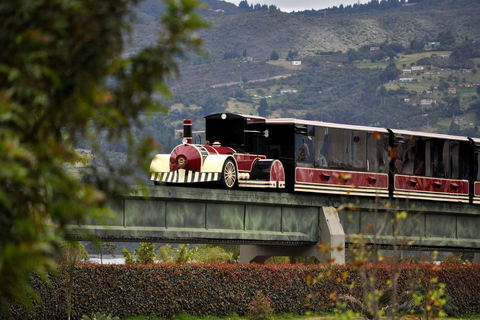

{"left": 183, "top": 119, "right": 192, "bottom": 144}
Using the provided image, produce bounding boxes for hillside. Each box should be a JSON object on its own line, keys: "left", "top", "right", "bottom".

{"left": 110, "top": 0, "right": 480, "bottom": 154}
{"left": 130, "top": 0, "right": 480, "bottom": 60}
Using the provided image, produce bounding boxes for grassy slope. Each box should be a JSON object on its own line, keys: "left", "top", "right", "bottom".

{"left": 361, "top": 52, "right": 480, "bottom": 132}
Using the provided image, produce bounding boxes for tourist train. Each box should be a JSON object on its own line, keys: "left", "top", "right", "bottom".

{"left": 150, "top": 113, "right": 480, "bottom": 204}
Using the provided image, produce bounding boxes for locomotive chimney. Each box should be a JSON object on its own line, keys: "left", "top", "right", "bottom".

{"left": 183, "top": 119, "right": 192, "bottom": 144}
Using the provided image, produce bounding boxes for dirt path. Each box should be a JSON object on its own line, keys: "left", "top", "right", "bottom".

{"left": 211, "top": 74, "right": 293, "bottom": 88}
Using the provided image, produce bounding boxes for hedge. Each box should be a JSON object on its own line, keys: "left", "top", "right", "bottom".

{"left": 7, "top": 263, "right": 480, "bottom": 319}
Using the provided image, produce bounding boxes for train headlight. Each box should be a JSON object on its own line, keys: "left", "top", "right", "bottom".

{"left": 177, "top": 156, "right": 187, "bottom": 166}
{"left": 182, "top": 138, "right": 188, "bottom": 145}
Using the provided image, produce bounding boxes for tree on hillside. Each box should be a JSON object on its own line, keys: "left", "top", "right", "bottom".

{"left": 410, "top": 38, "right": 425, "bottom": 51}
{"left": 268, "top": 5, "right": 278, "bottom": 12}
{"left": 286, "top": 50, "right": 299, "bottom": 61}
{"left": 0, "top": 0, "right": 205, "bottom": 312}
{"left": 347, "top": 48, "right": 360, "bottom": 62}
{"left": 379, "top": 63, "right": 401, "bottom": 82}
{"left": 258, "top": 98, "right": 269, "bottom": 117}
{"left": 269, "top": 50, "right": 280, "bottom": 60}
{"left": 450, "top": 41, "right": 476, "bottom": 63}
{"left": 437, "top": 30, "right": 456, "bottom": 46}
{"left": 239, "top": 0, "right": 250, "bottom": 9}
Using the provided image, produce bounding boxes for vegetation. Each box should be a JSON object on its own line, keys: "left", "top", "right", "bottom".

{"left": 8, "top": 263, "right": 480, "bottom": 319}
{"left": 82, "top": 312, "right": 120, "bottom": 320}
{"left": 122, "top": 243, "right": 235, "bottom": 263}
{"left": 0, "top": 0, "right": 205, "bottom": 314}
{"left": 246, "top": 291, "right": 274, "bottom": 320}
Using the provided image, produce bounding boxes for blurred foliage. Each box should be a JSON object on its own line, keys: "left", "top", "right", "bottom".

{"left": 157, "top": 244, "right": 234, "bottom": 263}
{"left": 134, "top": 242, "right": 156, "bottom": 264}
{"left": 58, "top": 242, "right": 89, "bottom": 265}
{"left": 122, "top": 246, "right": 135, "bottom": 265}
{"left": 0, "top": 0, "right": 205, "bottom": 312}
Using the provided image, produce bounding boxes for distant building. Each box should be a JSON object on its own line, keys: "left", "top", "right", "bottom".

{"left": 463, "top": 69, "right": 474, "bottom": 74}
{"left": 448, "top": 87, "right": 457, "bottom": 94}
{"left": 415, "top": 99, "right": 437, "bottom": 105}
{"left": 425, "top": 42, "right": 440, "bottom": 49}
{"left": 440, "top": 54, "right": 449, "bottom": 59}
{"left": 399, "top": 78, "right": 414, "bottom": 82}
{"left": 280, "top": 89, "right": 298, "bottom": 95}
{"left": 370, "top": 46, "right": 380, "bottom": 51}
{"left": 411, "top": 66, "right": 424, "bottom": 72}
{"left": 403, "top": 69, "right": 412, "bottom": 75}
{"left": 291, "top": 61, "right": 302, "bottom": 66}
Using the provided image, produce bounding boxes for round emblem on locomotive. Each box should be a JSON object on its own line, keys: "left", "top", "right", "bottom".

{"left": 177, "top": 156, "right": 186, "bottom": 166}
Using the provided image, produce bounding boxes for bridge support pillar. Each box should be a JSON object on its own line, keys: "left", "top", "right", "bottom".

{"left": 474, "top": 253, "right": 480, "bottom": 264}
{"left": 239, "top": 207, "right": 345, "bottom": 264}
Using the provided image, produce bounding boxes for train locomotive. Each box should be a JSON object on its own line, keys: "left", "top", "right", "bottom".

{"left": 150, "top": 113, "right": 480, "bottom": 204}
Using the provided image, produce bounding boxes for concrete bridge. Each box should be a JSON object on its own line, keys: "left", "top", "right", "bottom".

{"left": 67, "top": 185, "right": 480, "bottom": 263}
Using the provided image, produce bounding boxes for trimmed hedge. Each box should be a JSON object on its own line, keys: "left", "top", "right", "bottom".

{"left": 8, "top": 263, "right": 480, "bottom": 319}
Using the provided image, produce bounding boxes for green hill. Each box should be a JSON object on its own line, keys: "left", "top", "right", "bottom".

{"left": 116, "top": 0, "right": 480, "bottom": 153}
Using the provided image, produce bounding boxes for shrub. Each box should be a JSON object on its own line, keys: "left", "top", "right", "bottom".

{"left": 122, "top": 246, "right": 134, "bottom": 264}
{"left": 8, "top": 264, "right": 480, "bottom": 319}
{"left": 246, "top": 291, "right": 274, "bottom": 320}
{"left": 81, "top": 312, "right": 120, "bottom": 320}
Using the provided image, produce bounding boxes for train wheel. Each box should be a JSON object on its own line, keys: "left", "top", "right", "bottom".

{"left": 221, "top": 159, "right": 237, "bottom": 189}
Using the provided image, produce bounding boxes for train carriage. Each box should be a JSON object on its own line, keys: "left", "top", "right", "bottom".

{"left": 390, "top": 130, "right": 471, "bottom": 203}
{"left": 264, "top": 118, "right": 389, "bottom": 197}
{"left": 150, "top": 112, "right": 480, "bottom": 204}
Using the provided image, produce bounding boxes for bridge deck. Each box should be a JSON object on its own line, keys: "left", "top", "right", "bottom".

{"left": 68, "top": 184, "right": 480, "bottom": 250}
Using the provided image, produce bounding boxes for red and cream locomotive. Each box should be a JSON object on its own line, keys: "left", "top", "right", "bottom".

{"left": 150, "top": 113, "right": 480, "bottom": 204}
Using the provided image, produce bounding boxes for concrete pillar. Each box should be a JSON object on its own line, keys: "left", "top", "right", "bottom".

{"left": 239, "top": 206, "right": 345, "bottom": 264}
{"left": 474, "top": 252, "right": 480, "bottom": 264}
{"left": 320, "top": 206, "right": 345, "bottom": 264}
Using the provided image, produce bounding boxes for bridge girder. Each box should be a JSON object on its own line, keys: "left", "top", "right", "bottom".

{"left": 67, "top": 185, "right": 480, "bottom": 262}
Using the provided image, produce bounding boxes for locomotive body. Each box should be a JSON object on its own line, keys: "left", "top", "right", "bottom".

{"left": 150, "top": 113, "right": 285, "bottom": 189}
{"left": 150, "top": 112, "right": 480, "bottom": 204}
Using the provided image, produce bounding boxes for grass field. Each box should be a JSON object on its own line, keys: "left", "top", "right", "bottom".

{"left": 226, "top": 98, "right": 257, "bottom": 114}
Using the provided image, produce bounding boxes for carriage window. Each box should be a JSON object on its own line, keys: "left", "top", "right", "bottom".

{"left": 295, "top": 134, "right": 313, "bottom": 164}
{"left": 319, "top": 128, "right": 368, "bottom": 171}
{"left": 366, "top": 132, "right": 388, "bottom": 172}
{"left": 476, "top": 152, "right": 480, "bottom": 181}
{"left": 349, "top": 131, "right": 367, "bottom": 170}
{"left": 313, "top": 127, "right": 328, "bottom": 167}
{"left": 451, "top": 141, "right": 470, "bottom": 180}
{"left": 431, "top": 139, "right": 448, "bottom": 178}
{"left": 327, "top": 128, "right": 349, "bottom": 169}
{"left": 449, "top": 141, "right": 459, "bottom": 179}
{"left": 395, "top": 136, "right": 426, "bottom": 176}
